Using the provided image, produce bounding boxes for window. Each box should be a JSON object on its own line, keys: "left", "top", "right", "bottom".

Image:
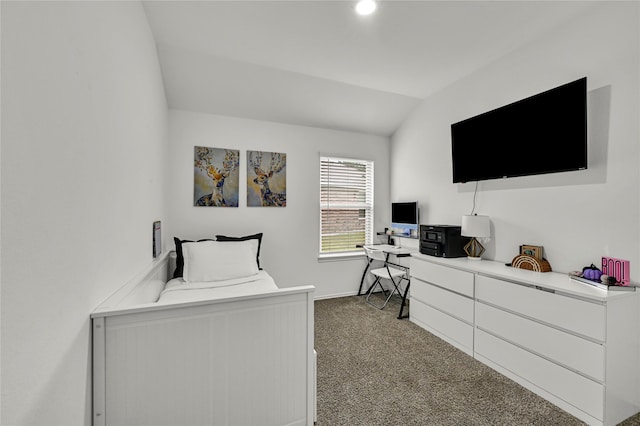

{"left": 320, "top": 156, "right": 374, "bottom": 256}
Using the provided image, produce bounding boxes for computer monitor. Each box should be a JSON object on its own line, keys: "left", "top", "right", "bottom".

{"left": 391, "top": 201, "right": 419, "bottom": 236}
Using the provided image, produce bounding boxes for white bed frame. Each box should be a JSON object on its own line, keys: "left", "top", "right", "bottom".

{"left": 91, "top": 252, "right": 316, "bottom": 426}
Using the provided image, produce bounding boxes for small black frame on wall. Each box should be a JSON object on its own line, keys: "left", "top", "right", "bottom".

{"left": 153, "top": 221, "right": 161, "bottom": 258}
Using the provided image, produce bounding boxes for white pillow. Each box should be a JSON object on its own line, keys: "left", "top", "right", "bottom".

{"left": 182, "top": 240, "right": 260, "bottom": 283}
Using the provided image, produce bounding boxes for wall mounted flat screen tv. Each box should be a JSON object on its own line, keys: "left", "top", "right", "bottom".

{"left": 451, "top": 77, "right": 587, "bottom": 183}
{"left": 391, "top": 201, "right": 419, "bottom": 236}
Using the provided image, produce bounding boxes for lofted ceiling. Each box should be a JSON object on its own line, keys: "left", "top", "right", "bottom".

{"left": 142, "top": 0, "right": 596, "bottom": 136}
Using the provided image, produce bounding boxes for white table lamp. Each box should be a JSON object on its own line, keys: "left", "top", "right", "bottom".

{"left": 461, "top": 214, "right": 490, "bottom": 260}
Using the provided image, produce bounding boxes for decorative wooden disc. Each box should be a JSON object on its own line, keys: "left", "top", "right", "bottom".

{"left": 511, "top": 254, "right": 552, "bottom": 272}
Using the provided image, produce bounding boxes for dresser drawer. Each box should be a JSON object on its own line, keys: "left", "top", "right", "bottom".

{"left": 410, "top": 299, "right": 473, "bottom": 355}
{"left": 410, "top": 259, "right": 474, "bottom": 297}
{"left": 475, "top": 329, "right": 603, "bottom": 421}
{"left": 476, "top": 302, "right": 605, "bottom": 381}
{"left": 476, "top": 275, "right": 605, "bottom": 341}
{"left": 411, "top": 280, "right": 474, "bottom": 323}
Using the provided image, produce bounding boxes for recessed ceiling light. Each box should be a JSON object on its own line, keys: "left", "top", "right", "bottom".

{"left": 355, "top": 0, "right": 377, "bottom": 16}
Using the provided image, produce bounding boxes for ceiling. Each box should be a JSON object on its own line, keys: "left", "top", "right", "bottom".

{"left": 142, "top": 0, "right": 596, "bottom": 136}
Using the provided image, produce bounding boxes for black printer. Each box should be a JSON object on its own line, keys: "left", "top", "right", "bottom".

{"left": 419, "top": 225, "right": 469, "bottom": 258}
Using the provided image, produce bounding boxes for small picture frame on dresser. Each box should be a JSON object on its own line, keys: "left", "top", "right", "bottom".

{"left": 520, "top": 244, "right": 543, "bottom": 260}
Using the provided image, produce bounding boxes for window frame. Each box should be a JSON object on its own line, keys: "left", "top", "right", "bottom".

{"left": 318, "top": 155, "right": 374, "bottom": 259}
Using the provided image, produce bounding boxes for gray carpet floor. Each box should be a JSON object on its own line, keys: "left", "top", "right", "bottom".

{"left": 314, "top": 295, "right": 640, "bottom": 426}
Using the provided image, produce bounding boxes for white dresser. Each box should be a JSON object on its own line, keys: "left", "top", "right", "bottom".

{"left": 410, "top": 253, "right": 640, "bottom": 426}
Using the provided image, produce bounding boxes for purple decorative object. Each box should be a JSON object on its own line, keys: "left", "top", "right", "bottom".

{"left": 582, "top": 264, "right": 602, "bottom": 282}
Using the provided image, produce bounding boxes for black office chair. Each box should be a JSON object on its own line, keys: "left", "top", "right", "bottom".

{"left": 363, "top": 246, "right": 410, "bottom": 310}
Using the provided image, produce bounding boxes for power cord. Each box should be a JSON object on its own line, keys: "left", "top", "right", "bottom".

{"left": 470, "top": 181, "right": 479, "bottom": 215}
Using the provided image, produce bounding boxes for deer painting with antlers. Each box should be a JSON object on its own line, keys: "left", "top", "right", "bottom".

{"left": 194, "top": 147, "right": 240, "bottom": 207}
{"left": 248, "top": 150, "right": 287, "bottom": 207}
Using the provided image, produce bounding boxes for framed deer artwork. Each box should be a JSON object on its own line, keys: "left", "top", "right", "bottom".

{"left": 194, "top": 147, "right": 240, "bottom": 207}
{"left": 247, "top": 150, "right": 287, "bottom": 207}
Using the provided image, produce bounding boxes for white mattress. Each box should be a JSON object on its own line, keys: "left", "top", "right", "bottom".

{"left": 157, "top": 270, "right": 278, "bottom": 304}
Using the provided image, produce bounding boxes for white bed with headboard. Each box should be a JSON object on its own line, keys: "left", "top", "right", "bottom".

{"left": 91, "top": 236, "right": 316, "bottom": 426}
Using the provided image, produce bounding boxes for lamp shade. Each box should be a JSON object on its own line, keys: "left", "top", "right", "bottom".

{"left": 461, "top": 215, "right": 490, "bottom": 238}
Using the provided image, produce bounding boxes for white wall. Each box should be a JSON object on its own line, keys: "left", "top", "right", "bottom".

{"left": 168, "top": 110, "right": 390, "bottom": 298}
{"left": 391, "top": 2, "right": 640, "bottom": 279}
{"left": 1, "top": 2, "right": 169, "bottom": 424}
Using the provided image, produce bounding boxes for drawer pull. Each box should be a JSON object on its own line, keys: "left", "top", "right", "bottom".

{"left": 535, "top": 285, "right": 555, "bottom": 293}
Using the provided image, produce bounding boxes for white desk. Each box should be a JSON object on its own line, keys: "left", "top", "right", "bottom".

{"left": 358, "top": 244, "right": 417, "bottom": 319}
{"left": 366, "top": 244, "right": 415, "bottom": 256}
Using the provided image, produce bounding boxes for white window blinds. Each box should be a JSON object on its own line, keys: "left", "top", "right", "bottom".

{"left": 320, "top": 156, "right": 374, "bottom": 254}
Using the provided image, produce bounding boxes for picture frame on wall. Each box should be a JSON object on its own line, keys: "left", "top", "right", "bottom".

{"left": 520, "top": 244, "right": 543, "bottom": 260}
{"left": 193, "top": 147, "right": 240, "bottom": 207}
{"left": 153, "top": 221, "right": 161, "bottom": 258}
{"left": 247, "top": 150, "right": 287, "bottom": 207}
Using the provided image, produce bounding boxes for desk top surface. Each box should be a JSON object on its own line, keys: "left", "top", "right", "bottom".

{"left": 365, "top": 244, "right": 417, "bottom": 255}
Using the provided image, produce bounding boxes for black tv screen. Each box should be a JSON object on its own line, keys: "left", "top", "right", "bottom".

{"left": 451, "top": 77, "right": 587, "bottom": 183}
{"left": 391, "top": 201, "right": 418, "bottom": 225}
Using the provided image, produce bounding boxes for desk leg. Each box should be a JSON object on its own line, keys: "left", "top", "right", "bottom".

{"left": 357, "top": 259, "right": 372, "bottom": 296}
{"left": 398, "top": 280, "right": 410, "bottom": 319}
